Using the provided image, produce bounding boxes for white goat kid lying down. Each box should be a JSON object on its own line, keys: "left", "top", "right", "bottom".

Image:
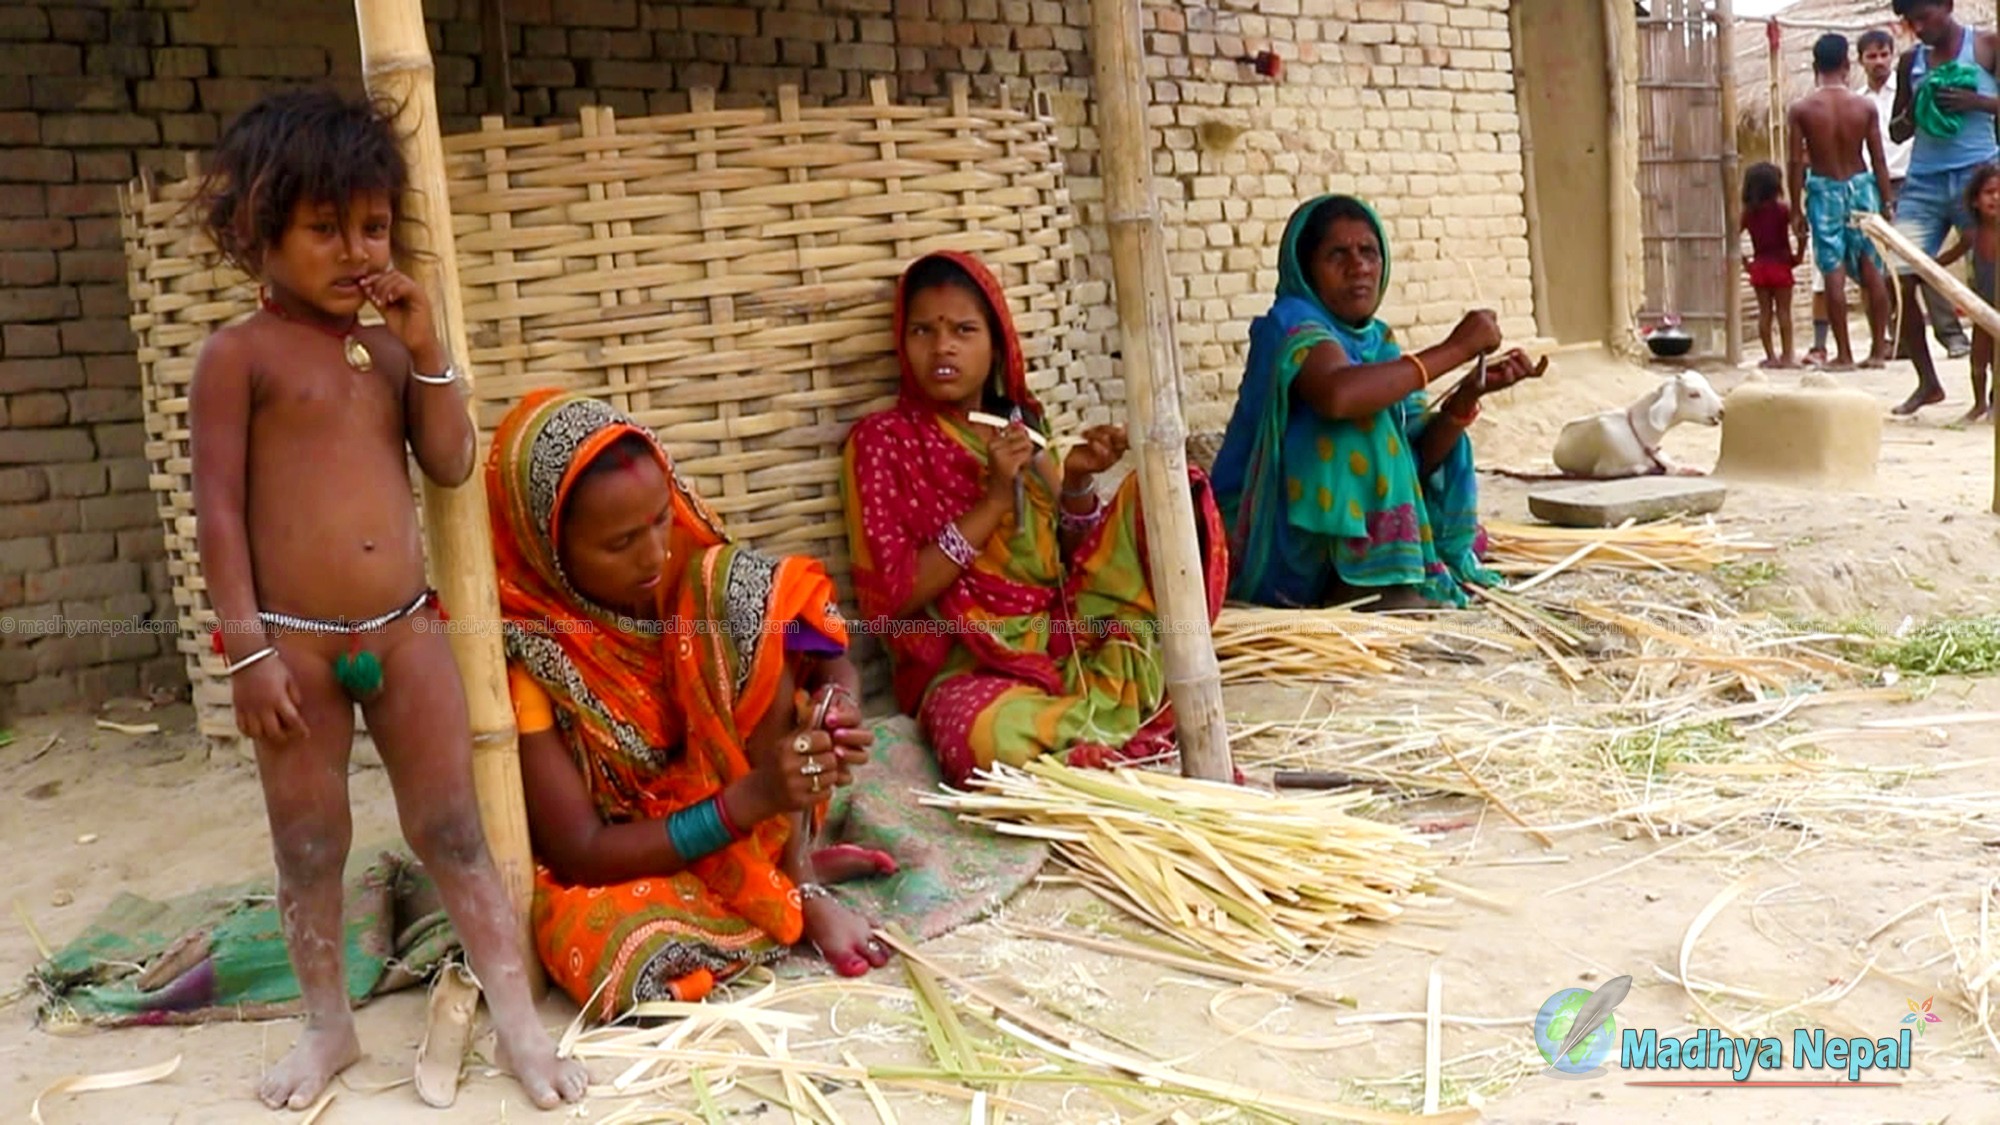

{"left": 1550, "top": 370, "right": 1725, "bottom": 479}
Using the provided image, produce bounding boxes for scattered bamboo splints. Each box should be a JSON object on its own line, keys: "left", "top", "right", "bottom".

{"left": 926, "top": 758, "right": 1441, "bottom": 968}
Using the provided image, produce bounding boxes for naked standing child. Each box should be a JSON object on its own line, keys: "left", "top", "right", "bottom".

{"left": 187, "top": 89, "right": 587, "bottom": 1111}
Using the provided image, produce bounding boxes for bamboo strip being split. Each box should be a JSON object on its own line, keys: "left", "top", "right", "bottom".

{"left": 352, "top": 0, "right": 539, "bottom": 989}
{"left": 1089, "top": 0, "right": 1231, "bottom": 782}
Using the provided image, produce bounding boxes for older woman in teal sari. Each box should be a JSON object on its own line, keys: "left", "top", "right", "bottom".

{"left": 1210, "top": 194, "right": 1546, "bottom": 611}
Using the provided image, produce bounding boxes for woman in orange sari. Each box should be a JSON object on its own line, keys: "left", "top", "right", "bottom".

{"left": 489, "top": 390, "right": 893, "bottom": 1020}
{"left": 841, "top": 252, "right": 1229, "bottom": 786}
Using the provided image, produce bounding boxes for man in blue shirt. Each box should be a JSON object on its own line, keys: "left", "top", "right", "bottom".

{"left": 1888, "top": 0, "right": 2000, "bottom": 415}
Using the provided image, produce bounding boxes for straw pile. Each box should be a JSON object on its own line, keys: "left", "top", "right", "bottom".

{"left": 923, "top": 758, "right": 1442, "bottom": 969}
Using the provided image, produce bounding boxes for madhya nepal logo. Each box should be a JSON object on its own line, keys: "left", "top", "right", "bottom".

{"left": 1534, "top": 974, "right": 1919, "bottom": 1086}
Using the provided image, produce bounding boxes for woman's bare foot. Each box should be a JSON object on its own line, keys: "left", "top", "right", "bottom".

{"left": 259, "top": 1017, "right": 362, "bottom": 1110}
{"left": 802, "top": 893, "right": 891, "bottom": 977}
{"left": 1961, "top": 403, "right": 1994, "bottom": 424}
{"left": 1862, "top": 347, "right": 1892, "bottom": 369}
{"left": 1893, "top": 385, "right": 1948, "bottom": 416}
{"left": 492, "top": 1014, "right": 589, "bottom": 1109}
{"left": 1823, "top": 357, "right": 1857, "bottom": 372}
{"left": 811, "top": 844, "right": 899, "bottom": 883}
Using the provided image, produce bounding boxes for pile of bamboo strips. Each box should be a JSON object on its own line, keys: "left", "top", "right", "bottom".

{"left": 1211, "top": 607, "right": 1533, "bottom": 684}
{"left": 1483, "top": 518, "right": 1774, "bottom": 582}
{"left": 925, "top": 758, "right": 1442, "bottom": 968}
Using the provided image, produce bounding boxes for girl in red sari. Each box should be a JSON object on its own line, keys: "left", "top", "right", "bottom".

{"left": 489, "top": 390, "right": 894, "bottom": 1020}
{"left": 841, "top": 252, "right": 1229, "bottom": 786}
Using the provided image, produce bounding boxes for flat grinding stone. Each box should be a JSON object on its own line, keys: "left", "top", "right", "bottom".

{"left": 1526, "top": 477, "right": 1728, "bottom": 528}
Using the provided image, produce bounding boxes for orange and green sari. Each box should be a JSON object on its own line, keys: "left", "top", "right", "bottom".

{"left": 840, "top": 252, "right": 1229, "bottom": 787}
{"left": 488, "top": 390, "right": 849, "bottom": 1019}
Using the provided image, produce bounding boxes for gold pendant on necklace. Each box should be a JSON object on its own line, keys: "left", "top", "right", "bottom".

{"left": 344, "top": 335, "right": 373, "bottom": 372}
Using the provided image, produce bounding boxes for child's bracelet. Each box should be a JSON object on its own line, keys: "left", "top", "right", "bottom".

{"left": 224, "top": 647, "right": 278, "bottom": 676}
{"left": 410, "top": 362, "right": 458, "bottom": 386}
{"left": 665, "top": 796, "right": 735, "bottom": 861}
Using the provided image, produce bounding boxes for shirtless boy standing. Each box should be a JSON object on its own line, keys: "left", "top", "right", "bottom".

{"left": 1788, "top": 32, "right": 1896, "bottom": 369}
{"left": 188, "top": 89, "right": 588, "bottom": 1111}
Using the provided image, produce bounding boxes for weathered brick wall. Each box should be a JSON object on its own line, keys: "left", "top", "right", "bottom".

{"left": 0, "top": 0, "right": 1538, "bottom": 716}
{"left": 0, "top": 4, "right": 184, "bottom": 715}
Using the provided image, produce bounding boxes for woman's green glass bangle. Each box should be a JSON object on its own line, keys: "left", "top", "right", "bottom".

{"left": 665, "top": 796, "right": 734, "bottom": 862}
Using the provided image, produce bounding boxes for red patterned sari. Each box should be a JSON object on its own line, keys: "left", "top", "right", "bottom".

{"left": 840, "top": 252, "right": 1229, "bottom": 786}
{"left": 488, "top": 390, "right": 848, "bottom": 1018}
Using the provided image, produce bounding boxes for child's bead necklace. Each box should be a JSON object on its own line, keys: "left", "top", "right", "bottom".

{"left": 259, "top": 293, "right": 373, "bottom": 372}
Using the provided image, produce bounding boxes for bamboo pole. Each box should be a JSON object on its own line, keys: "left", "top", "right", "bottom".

{"left": 1509, "top": 1, "right": 1555, "bottom": 340}
{"left": 1604, "top": 0, "right": 1645, "bottom": 356}
{"left": 1717, "top": 0, "right": 1743, "bottom": 365}
{"left": 1767, "top": 21, "right": 1783, "bottom": 160}
{"left": 352, "top": 0, "right": 542, "bottom": 993}
{"left": 1086, "top": 0, "right": 1231, "bottom": 782}
{"left": 1855, "top": 212, "right": 2000, "bottom": 514}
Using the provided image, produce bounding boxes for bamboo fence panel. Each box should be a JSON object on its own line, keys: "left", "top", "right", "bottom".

{"left": 1639, "top": 0, "right": 1731, "bottom": 355}
{"left": 123, "top": 78, "right": 1084, "bottom": 746}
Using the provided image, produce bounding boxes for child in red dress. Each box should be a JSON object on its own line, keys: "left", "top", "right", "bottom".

{"left": 1741, "top": 161, "right": 1807, "bottom": 367}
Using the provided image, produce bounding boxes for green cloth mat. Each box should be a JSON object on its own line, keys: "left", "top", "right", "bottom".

{"left": 31, "top": 715, "right": 1043, "bottom": 1027}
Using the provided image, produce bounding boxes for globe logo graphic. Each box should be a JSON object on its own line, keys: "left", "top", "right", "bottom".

{"left": 1535, "top": 987, "right": 1618, "bottom": 1074}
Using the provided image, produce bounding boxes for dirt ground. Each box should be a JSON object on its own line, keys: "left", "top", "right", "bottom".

{"left": 8, "top": 349, "right": 2000, "bottom": 1124}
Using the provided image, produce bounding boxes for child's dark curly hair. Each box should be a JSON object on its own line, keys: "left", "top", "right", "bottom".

{"left": 1965, "top": 162, "right": 2000, "bottom": 220}
{"left": 1742, "top": 162, "right": 1784, "bottom": 210}
{"left": 193, "top": 87, "right": 411, "bottom": 277}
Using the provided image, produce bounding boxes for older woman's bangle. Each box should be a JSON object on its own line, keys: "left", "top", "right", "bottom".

{"left": 937, "top": 521, "right": 978, "bottom": 568}
{"left": 666, "top": 797, "right": 735, "bottom": 861}
{"left": 1407, "top": 352, "right": 1430, "bottom": 388}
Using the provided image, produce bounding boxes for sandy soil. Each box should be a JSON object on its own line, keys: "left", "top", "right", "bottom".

{"left": 7, "top": 350, "right": 2000, "bottom": 1124}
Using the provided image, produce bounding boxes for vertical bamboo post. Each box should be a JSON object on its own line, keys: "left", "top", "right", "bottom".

{"left": 1767, "top": 21, "right": 1783, "bottom": 160}
{"left": 1605, "top": 0, "right": 1644, "bottom": 354}
{"left": 352, "top": 0, "right": 543, "bottom": 994}
{"left": 1087, "top": 0, "right": 1231, "bottom": 782}
{"left": 1509, "top": 1, "right": 1554, "bottom": 340}
{"left": 1718, "top": 0, "right": 1742, "bottom": 364}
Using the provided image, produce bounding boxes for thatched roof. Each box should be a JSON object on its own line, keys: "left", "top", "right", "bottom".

{"left": 1732, "top": 0, "right": 1996, "bottom": 130}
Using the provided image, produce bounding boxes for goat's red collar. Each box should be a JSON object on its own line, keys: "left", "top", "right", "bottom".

{"left": 1624, "top": 401, "right": 1665, "bottom": 473}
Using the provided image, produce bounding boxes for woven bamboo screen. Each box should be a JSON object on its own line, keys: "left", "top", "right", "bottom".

{"left": 123, "top": 77, "right": 1085, "bottom": 745}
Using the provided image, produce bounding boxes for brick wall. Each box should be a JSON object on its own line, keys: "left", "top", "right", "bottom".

{"left": 0, "top": 0, "right": 1540, "bottom": 717}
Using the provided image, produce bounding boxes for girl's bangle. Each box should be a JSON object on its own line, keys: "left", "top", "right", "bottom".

{"left": 1059, "top": 494, "right": 1107, "bottom": 533}
{"left": 937, "top": 521, "right": 978, "bottom": 568}
{"left": 224, "top": 646, "right": 278, "bottom": 676}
